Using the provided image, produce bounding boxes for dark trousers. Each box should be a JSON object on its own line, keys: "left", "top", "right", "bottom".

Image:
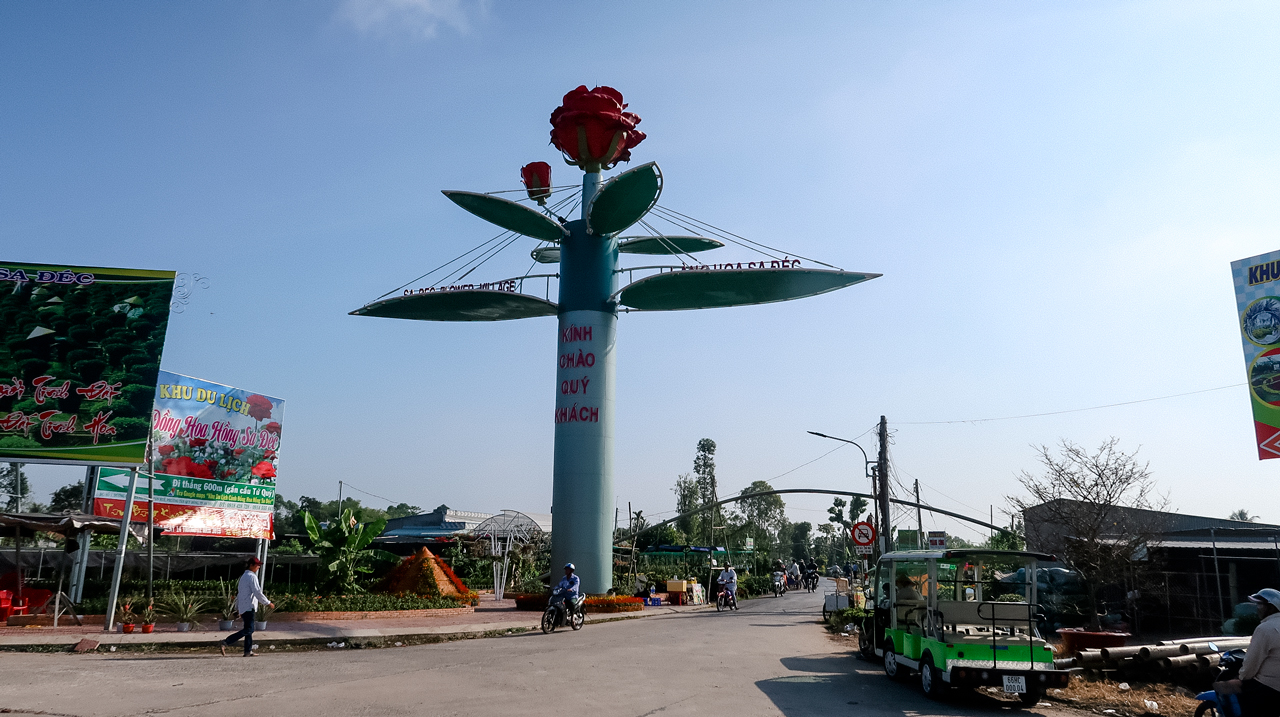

{"left": 223, "top": 610, "right": 255, "bottom": 656}
{"left": 1244, "top": 679, "right": 1280, "bottom": 717}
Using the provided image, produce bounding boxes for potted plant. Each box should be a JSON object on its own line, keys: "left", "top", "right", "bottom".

{"left": 158, "top": 586, "right": 210, "bottom": 633}
{"left": 141, "top": 603, "right": 157, "bottom": 634}
{"left": 217, "top": 580, "right": 238, "bottom": 631}
{"left": 117, "top": 598, "right": 136, "bottom": 633}
{"left": 254, "top": 602, "right": 275, "bottom": 631}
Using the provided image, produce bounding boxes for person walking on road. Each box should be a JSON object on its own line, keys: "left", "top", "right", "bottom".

{"left": 221, "top": 557, "right": 273, "bottom": 657}
{"left": 1236, "top": 588, "right": 1280, "bottom": 716}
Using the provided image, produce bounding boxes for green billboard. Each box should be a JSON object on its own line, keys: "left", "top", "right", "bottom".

{"left": 0, "top": 261, "right": 175, "bottom": 465}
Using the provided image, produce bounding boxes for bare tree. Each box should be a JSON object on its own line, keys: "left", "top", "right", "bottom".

{"left": 1008, "top": 438, "right": 1168, "bottom": 630}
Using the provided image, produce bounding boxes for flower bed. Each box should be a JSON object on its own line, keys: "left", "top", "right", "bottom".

{"left": 584, "top": 596, "right": 643, "bottom": 613}
{"left": 508, "top": 593, "right": 644, "bottom": 613}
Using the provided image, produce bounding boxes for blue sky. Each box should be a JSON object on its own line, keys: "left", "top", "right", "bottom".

{"left": 4, "top": 1, "right": 1279, "bottom": 540}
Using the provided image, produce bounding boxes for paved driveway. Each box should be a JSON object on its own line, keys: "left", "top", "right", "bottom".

{"left": 0, "top": 581, "right": 1074, "bottom": 717}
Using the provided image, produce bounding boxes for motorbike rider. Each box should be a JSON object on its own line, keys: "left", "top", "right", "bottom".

{"left": 717, "top": 564, "right": 738, "bottom": 609}
{"left": 804, "top": 558, "right": 819, "bottom": 588}
{"left": 1233, "top": 587, "right": 1280, "bottom": 717}
{"left": 786, "top": 559, "right": 802, "bottom": 589}
{"left": 552, "top": 563, "right": 581, "bottom": 618}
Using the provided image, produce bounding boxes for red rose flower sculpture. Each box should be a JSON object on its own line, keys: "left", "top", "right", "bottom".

{"left": 252, "top": 460, "right": 276, "bottom": 480}
{"left": 161, "top": 456, "right": 213, "bottom": 479}
{"left": 521, "top": 162, "right": 552, "bottom": 205}
{"left": 245, "top": 394, "right": 273, "bottom": 421}
{"left": 549, "top": 85, "right": 645, "bottom": 171}
{"left": 263, "top": 421, "right": 281, "bottom": 435}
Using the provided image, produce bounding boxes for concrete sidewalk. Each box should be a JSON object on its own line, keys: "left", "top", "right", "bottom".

{"left": 0, "top": 596, "right": 716, "bottom": 650}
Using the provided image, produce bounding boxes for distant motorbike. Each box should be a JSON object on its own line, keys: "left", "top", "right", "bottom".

{"left": 716, "top": 582, "right": 738, "bottom": 612}
{"left": 541, "top": 587, "right": 585, "bottom": 633}
{"left": 803, "top": 570, "right": 819, "bottom": 592}
{"left": 772, "top": 571, "right": 787, "bottom": 597}
{"left": 1195, "top": 647, "right": 1247, "bottom": 717}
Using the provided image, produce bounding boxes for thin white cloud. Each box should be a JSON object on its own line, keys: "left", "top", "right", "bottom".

{"left": 338, "top": 0, "right": 485, "bottom": 39}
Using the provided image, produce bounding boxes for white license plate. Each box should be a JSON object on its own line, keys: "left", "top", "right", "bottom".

{"left": 1002, "top": 675, "right": 1026, "bottom": 694}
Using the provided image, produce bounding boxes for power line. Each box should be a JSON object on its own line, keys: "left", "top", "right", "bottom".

{"left": 898, "top": 383, "right": 1245, "bottom": 425}
{"left": 341, "top": 482, "right": 412, "bottom": 508}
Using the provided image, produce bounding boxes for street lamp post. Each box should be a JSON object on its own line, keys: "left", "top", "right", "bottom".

{"left": 807, "top": 431, "right": 879, "bottom": 560}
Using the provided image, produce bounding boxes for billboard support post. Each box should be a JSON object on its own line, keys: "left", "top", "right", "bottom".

{"left": 146, "top": 470, "right": 154, "bottom": 604}
{"left": 104, "top": 468, "right": 138, "bottom": 632}
{"left": 69, "top": 466, "right": 96, "bottom": 604}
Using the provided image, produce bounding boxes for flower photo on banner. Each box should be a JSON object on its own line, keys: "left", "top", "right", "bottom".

{"left": 148, "top": 370, "right": 285, "bottom": 484}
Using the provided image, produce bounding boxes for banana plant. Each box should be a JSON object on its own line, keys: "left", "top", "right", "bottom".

{"left": 303, "top": 509, "right": 399, "bottom": 594}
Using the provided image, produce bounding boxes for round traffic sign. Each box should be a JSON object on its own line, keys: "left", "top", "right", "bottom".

{"left": 851, "top": 521, "right": 876, "bottom": 546}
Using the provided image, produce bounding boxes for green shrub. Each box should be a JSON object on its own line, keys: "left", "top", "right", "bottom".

{"left": 995, "top": 593, "right": 1026, "bottom": 603}
{"left": 739, "top": 574, "right": 773, "bottom": 598}
{"left": 274, "top": 593, "right": 462, "bottom": 612}
{"left": 826, "top": 606, "right": 871, "bottom": 631}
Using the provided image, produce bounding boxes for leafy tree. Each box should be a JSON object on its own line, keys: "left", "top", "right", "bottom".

{"left": 386, "top": 503, "right": 422, "bottom": 519}
{"left": 49, "top": 480, "right": 85, "bottom": 513}
{"left": 0, "top": 464, "right": 31, "bottom": 512}
{"left": 673, "top": 472, "right": 699, "bottom": 539}
{"left": 1008, "top": 438, "right": 1167, "bottom": 630}
{"left": 782, "top": 521, "right": 813, "bottom": 561}
{"left": 636, "top": 523, "right": 679, "bottom": 551}
{"left": 303, "top": 509, "right": 398, "bottom": 594}
{"left": 1228, "top": 509, "right": 1260, "bottom": 523}
{"left": 737, "top": 480, "right": 786, "bottom": 559}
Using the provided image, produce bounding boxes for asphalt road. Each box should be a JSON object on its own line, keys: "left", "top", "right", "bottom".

{"left": 0, "top": 581, "right": 1075, "bottom": 717}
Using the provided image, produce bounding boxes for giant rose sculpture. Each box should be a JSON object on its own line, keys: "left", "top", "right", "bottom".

{"left": 549, "top": 85, "right": 645, "bottom": 172}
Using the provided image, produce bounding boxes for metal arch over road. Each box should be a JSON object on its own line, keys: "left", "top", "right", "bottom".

{"left": 623, "top": 488, "right": 1019, "bottom": 545}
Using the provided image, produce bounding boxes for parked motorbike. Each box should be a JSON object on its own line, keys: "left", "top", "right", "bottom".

{"left": 716, "top": 582, "right": 738, "bottom": 612}
{"left": 772, "top": 571, "right": 787, "bottom": 597}
{"left": 541, "top": 587, "right": 585, "bottom": 633}
{"left": 1195, "top": 647, "right": 1247, "bottom": 717}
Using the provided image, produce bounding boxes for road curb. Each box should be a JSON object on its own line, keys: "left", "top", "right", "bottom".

{"left": 0, "top": 602, "right": 719, "bottom": 653}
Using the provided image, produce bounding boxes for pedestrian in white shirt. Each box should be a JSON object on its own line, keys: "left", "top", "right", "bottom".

{"left": 1236, "top": 587, "right": 1280, "bottom": 717}
{"left": 221, "top": 557, "right": 273, "bottom": 657}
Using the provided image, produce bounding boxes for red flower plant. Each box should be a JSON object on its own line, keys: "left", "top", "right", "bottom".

{"left": 204, "top": 459, "right": 219, "bottom": 474}
{"left": 264, "top": 449, "right": 276, "bottom": 459}
{"left": 251, "top": 461, "right": 276, "bottom": 480}
{"left": 188, "top": 437, "right": 208, "bottom": 448}
{"left": 234, "top": 448, "right": 245, "bottom": 456}
{"left": 245, "top": 394, "right": 273, "bottom": 421}
{"left": 262, "top": 421, "right": 281, "bottom": 435}
{"left": 520, "top": 162, "right": 552, "bottom": 205}
{"left": 161, "top": 455, "right": 213, "bottom": 479}
{"left": 157, "top": 444, "right": 175, "bottom": 457}
{"left": 549, "top": 86, "right": 645, "bottom": 171}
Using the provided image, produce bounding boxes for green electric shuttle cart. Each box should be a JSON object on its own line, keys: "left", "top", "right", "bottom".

{"left": 859, "top": 549, "right": 1071, "bottom": 704}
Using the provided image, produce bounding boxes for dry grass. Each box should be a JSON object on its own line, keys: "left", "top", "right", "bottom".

{"left": 1036, "top": 675, "right": 1200, "bottom": 717}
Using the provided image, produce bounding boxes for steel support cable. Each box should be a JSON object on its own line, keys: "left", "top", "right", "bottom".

{"left": 653, "top": 205, "right": 841, "bottom": 270}
{"left": 370, "top": 230, "right": 516, "bottom": 302}
{"left": 638, "top": 218, "right": 702, "bottom": 266}
{"left": 449, "top": 232, "right": 525, "bottom": 285}
{"left": 442, "top": 192, "right": 580, "bottom": 286}
{"left": 646, "top": 207, "right": 782, "bottom": 263}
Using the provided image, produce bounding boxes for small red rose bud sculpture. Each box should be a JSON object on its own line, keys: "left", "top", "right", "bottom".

{"left": 549, "top": 85, "right": 645, "bottom": 173}
{"left": 521, "top": 161, "right": 552, "bottom": 205}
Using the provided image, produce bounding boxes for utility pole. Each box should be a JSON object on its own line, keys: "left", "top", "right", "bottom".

{"left": 914, "top": 480, "right": 923, "bottom": 547}
{"left": 337, "top": 480, "right": 343, "bottom": 515}
{"left": 877, "top": 416, "right": 890, "bottom": 554}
